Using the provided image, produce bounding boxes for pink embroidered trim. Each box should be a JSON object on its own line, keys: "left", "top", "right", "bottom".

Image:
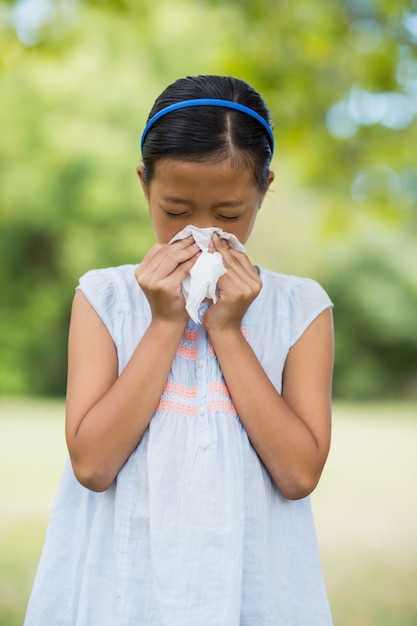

{"left": 176, "top": 328, "right": 198, "bottom": 360}
{"left": 207, "top": 381, "right": 237, "bottom": 415}
{"left": 241, "top": 325, "right": 249, "bottom": 340}
{"left": 156, "top": 381, "right": 198, "bottom": 416}
{"left": 157, "top": 398, "right": 198, "bottom": 417}
{"left": 155, "top": 326, "right": 247, "bottom": 417}
{"left": 207, "top": 398, "right": 237, "bottom": 414}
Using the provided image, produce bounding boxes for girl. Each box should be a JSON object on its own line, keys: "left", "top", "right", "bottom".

{"left": 24, "top": 75, "right": 334, "bottom": 625}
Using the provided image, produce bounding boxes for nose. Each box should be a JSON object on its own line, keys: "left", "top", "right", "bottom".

{"left": 189, "top": 215, "right": 215, "bottom": 230}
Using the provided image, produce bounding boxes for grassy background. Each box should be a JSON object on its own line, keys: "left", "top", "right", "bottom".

{"left": 1, "top": 399, "right": 416, "bottom": 625}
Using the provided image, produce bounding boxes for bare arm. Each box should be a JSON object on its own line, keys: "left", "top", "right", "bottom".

{"left": 65, "top": 237, "right": 199, "bottom": 492}
{"left": 205, "top": 234, "right": 334, "bottom": 500}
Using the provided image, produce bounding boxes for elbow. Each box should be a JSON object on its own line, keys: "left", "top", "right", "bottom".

{"left": 280, "top": 478, "right": 319, "bottom": 501}
{"left": 274, "top": 468, "right": 323, "bottom": 501}
{"left": 70, "top": 457, "right": 115, "bottom": 493}
{"left": 66, "top": 431, "right": 117, "bottom": 492}
{"left": 273, "top": 446, "right": 330, "bottom": 500}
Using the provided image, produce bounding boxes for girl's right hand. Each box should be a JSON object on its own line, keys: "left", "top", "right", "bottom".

{"left": 135, "top": 236, "right": 200, "bottom": 324}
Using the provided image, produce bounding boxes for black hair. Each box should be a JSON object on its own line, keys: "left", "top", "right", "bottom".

{"left": 141, "top": 75, "right": 273, "bottom": 192}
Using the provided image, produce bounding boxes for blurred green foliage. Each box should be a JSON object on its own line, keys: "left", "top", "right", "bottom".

{"left": 0, "top": 0, "right": 416, "bottom": 399}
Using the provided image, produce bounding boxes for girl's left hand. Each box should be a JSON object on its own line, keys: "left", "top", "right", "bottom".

{"left": 204, "top": 232, "right": 262, "bottom": 332}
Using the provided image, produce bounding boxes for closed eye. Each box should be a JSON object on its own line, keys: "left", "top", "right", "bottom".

{"left": 165, "top": 211, "right": 189, "bottom": 218}
{"left": 217, "top": 215, "right": 239, "bottom": 221}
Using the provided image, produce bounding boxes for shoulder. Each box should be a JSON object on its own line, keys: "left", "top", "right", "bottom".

{"left": 76, "top": 264, "right": 144, "bottom": 330}
{"left": 256, "top": 267, "right": 333, "bottom": 345}
{"left": 78, "top": 264, "right": 138, "bottom": 293}
{"left": 258, "top": 266, "right": 331, "bottom": 304}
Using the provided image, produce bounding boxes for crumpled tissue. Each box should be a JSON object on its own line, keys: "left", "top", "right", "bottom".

{"left": 169, "top": 225, "right": 245, "bottom": 323}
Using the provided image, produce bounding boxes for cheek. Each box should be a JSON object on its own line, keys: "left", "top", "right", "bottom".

{"left": 152, "top": 219, "right": 182, "bottom": 244}
{"left": 236, "top": 215, "right": 258, "bottom": 244}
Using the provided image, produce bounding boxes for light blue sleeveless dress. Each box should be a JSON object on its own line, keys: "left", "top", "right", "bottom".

{"left": 24, "top": 264, "right": 333, "bottom": 626}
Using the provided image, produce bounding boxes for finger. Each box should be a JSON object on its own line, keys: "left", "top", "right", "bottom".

{"left": 211, "top": 232, "right": 230, "bottom": 252}
{"left": 170, "top": 234, "right": 196, "bottom": 247}
{"left": 142, "top": 240, "right": 199, "bottom": 278}
{"left": 139, "top": 251, "right": 201, "bottom": 297}
{"left": 139, "top": 242, "right": 165, "bottom": 268}
{"left": 216, "top": 248, "right": 262, "bottom": 298}
{"left": 141, "top": 236, "right": 196, "bottom": 267}
{"left": 212, "top": 237, "right": 258, "bottom": 282}
{"left": 155, "top": 245, "right": 200, "bottom": 279}
{"left": 217, "top": 268, "right": 261, "bottom": 301}
{"left": 212, "top": 234, "right": 249, "bottom": 268}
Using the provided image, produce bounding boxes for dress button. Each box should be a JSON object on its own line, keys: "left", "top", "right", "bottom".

{"left": 198, "top": 406, "right": 205, "bottom": 416}
{"left": 199, "top": 302, "right": 210, "bottom": 318}
{"left": 198, "top": 358, "right": 205, "bottom": 368}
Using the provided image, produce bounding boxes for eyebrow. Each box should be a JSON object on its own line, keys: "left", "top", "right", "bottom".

{"left": 162, "top": 196, "right": 245, "bottom": 209}
{"left": 162, "top": 196, "right": 190, "bottom": 205}
{"left": 212, "top": 200, "right": 245, "bottom": 209}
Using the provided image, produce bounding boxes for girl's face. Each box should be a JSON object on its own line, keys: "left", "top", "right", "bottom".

{"left": 137, "top": 158, "right": 274, "bottom": 245}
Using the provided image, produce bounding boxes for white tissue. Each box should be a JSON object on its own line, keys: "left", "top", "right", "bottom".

{"left": 169, "top": 225, "right": 245, "bottom": 323}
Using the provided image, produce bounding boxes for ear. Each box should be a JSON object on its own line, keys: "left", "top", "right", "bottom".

{"left": 136, "top": 165, "right": 149, "bottom": 200}
{"left": 259, "top": 170, "right": 275, "bottom": 207}
{"left": 267, "top": 170, "right": 275, "bottom": 189}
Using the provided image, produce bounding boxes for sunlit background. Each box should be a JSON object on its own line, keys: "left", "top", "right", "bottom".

{"left": 1, "top": 0, "right": 416, "bottom": 624}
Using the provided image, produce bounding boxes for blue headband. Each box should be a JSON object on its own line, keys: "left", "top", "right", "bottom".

{"left": 140, "top": 98, "right": 274, "bottom": 154}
